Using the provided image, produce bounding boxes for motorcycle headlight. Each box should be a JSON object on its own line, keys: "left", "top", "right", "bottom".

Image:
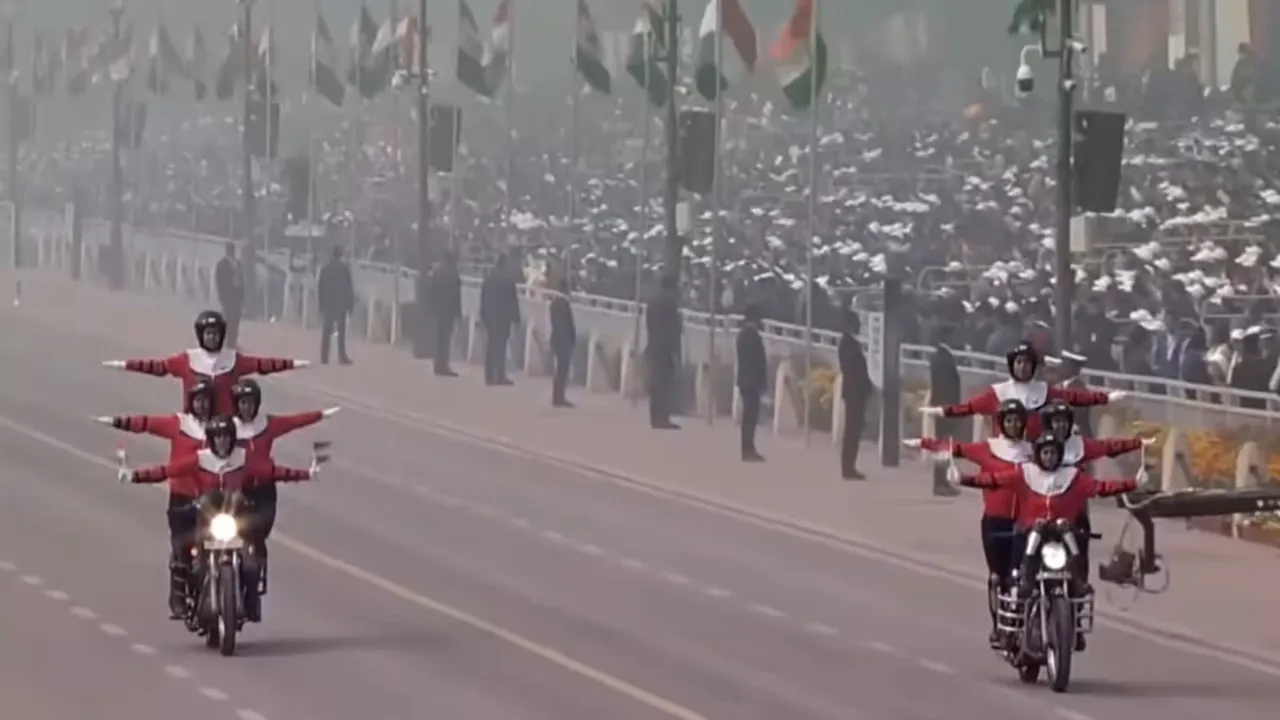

{"left": 209, "top": 513, "right": 238, "bottom": 541}
{"left": 1040, "top": 541, "right": 1069, "bottom": 571}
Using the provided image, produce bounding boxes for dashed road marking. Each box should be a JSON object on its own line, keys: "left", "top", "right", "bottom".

{"left": 802, "top": 621, "right": 839, "bottom": 636}
{"left": 539, "top": 530, "right": 567, "bottom": 543}
{"left": 43, "top": 589, "right": 69, "bottom": 601}
{"left": 618, "top": 557, "right": 648, "bottom": 571}
{"left": 508, "top": 517, "right": 532, "bottom": 528}
{"left": 700, "top": 586, "right": 732, "bottom": 598}
{"left": 200, "top": 687, "right": 230, "bottom": 701}
{"left": 864, "top": 640, "right": 901, "bottom": 656}
{"left": 662, "top": 572, "right": 692, "bottom": 586}
{"left": 917, "top": 658, "right": 955, "bottom": 675}
{"left": 130, "top": 643, "right": 156, "bottom": 655}
{"left": 1054, "top": 708, "right": 1096, "bottom": 720}
{"left": 576, "top": 543, "right": 605, "bottom": 556}
{"left": 69, "top": 605, "right": 97, "bottom": 620}
{"left": 20, "top": 574, "right": 42, "bottom": 585}
{"left": 164, "top": 664, "right": 192, "bottom": 680}
{"left": 747, "top": 603, "right": 786, "bottom": 619}
{"left": 0, "top": 560, "right": 15, "bottom": 571}
{"left": 99, "top": 623, "right": 127, "bottom": 637}
{"left": 236, "top": 710, "right": 269, "bottom": 720}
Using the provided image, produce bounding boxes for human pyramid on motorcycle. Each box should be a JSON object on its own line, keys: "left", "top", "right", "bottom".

{"left": 95, "top": 309, "right": 338, "bottom": 656}
{"left": 904, "top": 342, "right": 1153, "bottom": 692}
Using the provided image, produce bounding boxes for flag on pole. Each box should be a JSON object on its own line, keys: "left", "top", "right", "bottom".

{"left": 457, "top": 0, "right": 490, "bottom": 96}
{"left": 574, "top": 0, "right": 610, "bottom": 94}
{"left": 484, "top": 0, "right": 511, "bottom": 93}
{"left": 313, "top": 13, "right": 345, "bottom": 105}
{"left": 770, "top": 0, "right": 826, "bottom": 111}
{"left": 625, "top": 0, "right": 668, "bottom": 107}
{"left": 694, "top": 0, "right": 756, "bottom": 101}
{"left": 214, "top": 22, "right": 243, "bottom": 100}
{"left": 189, "top": 28, "right": 207, "bottom": 100}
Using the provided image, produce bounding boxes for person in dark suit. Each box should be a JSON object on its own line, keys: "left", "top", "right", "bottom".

{"left": 838, "top": 310, "right": 872, "bottom": 480}
{"left": 548, "top": 274, "right": 576, "bottom": 407}
{"left": 317, "top": 245, "right": 354, "bottom": 365}
{"left": 479, "top": 254, "right": 520, "bottom": 385}
{"left": 646, "top": 275, "right": 682, "bottom": 429}
{"left": 428, "top": 251, "right": 462, "bottom": 377}
{"left": 214, "top": 243, "right": 244, "bottom": 348}
{"left": 735, "top": 304, "right": 767, "bottom": 461}
{"left": 928, "top": 324, "right": 962, "bottom": 496}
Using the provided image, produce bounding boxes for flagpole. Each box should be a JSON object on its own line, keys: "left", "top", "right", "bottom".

{"left": 503, "top": 1, "right": 515, "bottom": 243}
{"left": 629, "top": 30, "right": 652, "bottom": 406}
{"left": 566, "top": 12, "right": 580, "bottom": 281}
{"left": 306, "top": 0, "right": 319, "bottom": 326}
{"left": 706, "top": 0, "right": 724, "bottom": 426}
{"left": 261, "top": 3, "right": 274, "bottom": 317}
{"left": 802, "top": 0, "right": 819, "bottom": 446}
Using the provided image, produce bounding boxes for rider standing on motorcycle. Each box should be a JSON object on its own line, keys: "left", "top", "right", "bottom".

{"left": 102, "top": 310, "right": 310, "bottom": 414}
{"left": 921, "top": 343, "right": 1125, "bottom": 439}
{"left": 94, "top": 379, "right": 216, "bottom": 461}
{"left": 906, "top": 398, "right": 1032, "bottom": 647}
{"left": 121, "top": 416, "right": 317, "bottom": 618}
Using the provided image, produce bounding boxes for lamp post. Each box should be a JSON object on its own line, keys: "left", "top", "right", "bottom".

{"left": 410, "top": 0, "right": 433, "bottom": 359}
{"left": 661, "top": 0, "right": 680, "bottom": 285}
{"left": 238, "top": 0, "right": 257, "bottom": 316}
{"left": 106, "top": 0, "right": 124, "bottom": 288}
{"left": 2, "top": 3, "right": 21, "bottom": 271}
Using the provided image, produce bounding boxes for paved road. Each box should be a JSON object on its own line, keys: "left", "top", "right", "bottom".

{"left": 2, "top": 313, "right": 1280, "bottom": 720}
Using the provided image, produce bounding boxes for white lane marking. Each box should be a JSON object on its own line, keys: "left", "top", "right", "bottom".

{"left": 539, "top": 530, "right": 567, "bottom": 543}
{"left": 662, "top": 571, "right": 692, "bottom": 586}
{"left": 0, "top": 560, "right": 15, "bottom": 571}
{"left": 69, "top": 606, "right": 97, "bottom": 620}
{"left": 236, "top": 710, "right": 268, "bottom": 720}
{"left": 701, "top": 585, "right": 733, "bottom": 598}
{"left": 130, "top": 643, "right": 156, "bottom": 656}
{"left": 508, "top": 517, "right": 532, "bottom": 529}
{"left": 916, "top": 658, "right": 955, "bottom": 675}
{"left": 618, "top": 557, "right": 648, "bottom": 571}
{"left": 576, "top": 543, "right": 605, "bottom": 557}
{"left": 1054, "top": 708, "right": 1096, "bottom": 720}
{"left": 802, "top": 621, "right": 839, "bottom": 636}
{"left": 99, "top": 623, "right": 127, "bottom": 637}
{"left": 469, "top": 504, "right": 501, "bottom": 518}
{"left": 164, "top": 665, "right": 192, "bottom": 679}
{"left": 747, "top": 603, "right": 786, "bottom": 619}
{"left": 199, "top": 687, "right": 230, "bottom": 701}
{"left": 43, "top": 589, "right": 69, "bottom": 601}
{"left": 432, "top": 494, "right": 461, "bottom": 507}
{"left": 20, "top": 574, "right": 42, "bottom": 585}
{"left": 864, "top": 640, "right": 902, "bottom": 656}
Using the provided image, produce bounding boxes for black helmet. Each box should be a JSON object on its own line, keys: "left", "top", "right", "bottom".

{"left": 995, "top": 399, "right": 1028, "bottom": 439}
{"left": 194, "top": 310, "right": 227, "bottom": 352}
{"left": 1039, "top": 399, "right": 1074, "bottom": 438}
{"left": 204, "top": 415, "right": 236, "bottom": 456}
{"left": 1031, "top": 434, "right": 1064, "bottom": 471}
{"left": 1006, "top": 341, "right": 1039, "bottom": 381}
{"left": 186, "top": 379, "right": 216, "bottom": 415}
{"left": 232, "top": 378, "right": 261, "bottom": 409}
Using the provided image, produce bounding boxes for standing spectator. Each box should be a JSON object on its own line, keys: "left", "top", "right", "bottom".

{"left": 480, "top": 254, "right": 519, "bottom": 386}
{"left": 646, "top": 275, "right": 682, "bottom": 430}
{"left": 735, "top": 303, "right": 767, "bottom": 462}
{"left": 428, "top": 251, "right": 462, "bottom": 377}
{"left": 838, "top": 310, "right": 872, "bottom": 480}
{"left": 317, "top": 245, "right": 354, "bottom": 365}
{"left": 214, "top": 243, "right": 244, "bottom": 348}
{"left": 928, "top": 324, "right": 961, "bottom": 496}
{"left": 548, "top": 273, "right": 576, "bottom": 407}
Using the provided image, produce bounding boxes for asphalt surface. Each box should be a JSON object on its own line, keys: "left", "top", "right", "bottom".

{"left": 2, "top": 314, "right": 1280, "bottom": 720}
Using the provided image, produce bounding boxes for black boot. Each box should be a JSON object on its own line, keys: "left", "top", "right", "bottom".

{"left": 168, "top": 562, "right": 188, "bottom": 620}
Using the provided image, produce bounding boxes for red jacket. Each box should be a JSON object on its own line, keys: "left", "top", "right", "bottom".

{"left": 235, "top": 411, "right": 324, "bottom": 486}
{"left": 961, "top": 465, "right": 1138, "bottom": 530}
{"left": 919, "top": 436, "right": 1029, "bottom": 518}
{"left": 941, "top": 380, "right": 1110, "bottom": 438}
{"left": 1062, "top": 434, "right": 1142, "bottom": 465}
{"left": 130, "top": 447, "right": 311, "bottom": 497}
{"left": 120, "top": 349, "right": 299, "bottom": 414}
{"left": 108, "top": 413, "right": 206, "bottom": 462}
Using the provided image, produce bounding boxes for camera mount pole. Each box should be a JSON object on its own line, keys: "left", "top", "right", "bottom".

{"left": 1051, "top": 0, "right": 1076, "bottom": 353}
{"left": 411, "top": 0, "right": 433, "bottom": 359}
{"left": 661, "top": 0, "right": 681, "bottom": 286}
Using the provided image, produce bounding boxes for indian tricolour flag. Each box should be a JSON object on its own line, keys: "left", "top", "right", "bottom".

{"left": 770, "top": 0, "right": 826, "bottom": 112}
{"left": 574, "top": 0, "right": 611, "bottom": 94}
{"left": 693, "top": 0, "right": 756, "bottom": 101}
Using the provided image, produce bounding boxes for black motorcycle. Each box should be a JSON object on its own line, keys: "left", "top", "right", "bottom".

{"left": 184, "top": 487, "right": 262, "bottom": 657}
{"left": 993, "top": 518, "right": 1096, "bottom": 692}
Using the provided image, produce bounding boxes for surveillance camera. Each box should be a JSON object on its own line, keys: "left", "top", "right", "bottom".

{"left": 1016, "top": 63, "right": 1034, "bottom": 95}
{"left": 1068, "top": 39, "right": 1088, "bottom": 54}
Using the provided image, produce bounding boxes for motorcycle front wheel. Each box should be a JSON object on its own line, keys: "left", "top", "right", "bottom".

{"left": 1046, "top": 595, "right": 1074, "bottom": 692}
{"left": 217, "top": 564, "right": 238, "bottom": 657}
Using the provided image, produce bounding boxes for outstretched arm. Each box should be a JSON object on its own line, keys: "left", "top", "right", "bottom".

{"left": 1084, "top": 474, "right": 1140, "bottom": 497}
{"left": 130, "top": 456, "right": 197, "bottom": 484}
{"left": 265, "top": 409, "right": 335, "bottom": 439}
{"left": 924, "top": 388, "right": 999, "bottom": 418}
{"left": 94, "top": 414, "right": 178, "bottom": 439}
{"left": 1050, "top": 387, "right": 1123, "bottom": 407}
{"left": 102, "top": 353, "right": 184, "bottom": 377}
{"left": 1081, "top": 437, "right": 1143, "bottom": 462}
{"left": 235, "top": 354, "right": 310, "bottom": 376}
{"left": 958, "top": 469, "right": 1019, "bottom": 489}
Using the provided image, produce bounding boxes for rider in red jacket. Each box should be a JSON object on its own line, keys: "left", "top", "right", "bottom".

{"left": 102, "top": 310, "right": 309, "bottom": 414}
{"left": 95, "top": 379, "right": 216, "bottom": 464}
{"left": 920, "top": 343, "right": 1123, "bottom": 439}
{"left": 120, "top": 416, "right": 316, "bottom": 619}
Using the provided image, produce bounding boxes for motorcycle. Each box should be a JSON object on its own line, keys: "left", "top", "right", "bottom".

{"left": 993, "top": 518, "right": 1096, "bottom": 693}
{"left": 183, "top": 486, "right": 262, "bottom": 656}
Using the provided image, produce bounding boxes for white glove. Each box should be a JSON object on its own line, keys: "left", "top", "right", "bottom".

{"left": 115, "top": 448, "right": 130, "bottom": 484}
{"left": 321, "top": 406, "right": 341, "bottom": 418}
{"left": 308, "top": 455, "right": 323, "bottom": 477}
{"left": 92, "top": 416, "right": 114, "bottom": 426}
{"left": 102, "top": 360, "right": 126, "bottom": 369}
{"left": 1135, "top": 468, "right": 1150, "bottom": 487}
{"left": 1107, "top": 390, "right": 1128, "bottom": 402}
{"left": 946, "top": 463, "right": 962, "bottom": 484}
{"left": 902, "top": 438, "right": 923, "bottom": 449}
{"left": 1141, "top": 436, "right": 1156, "bottom": 446}
{"left": 920, "top": 406, "right": 944, "bottom": 417}
{"left": 293, "top": 359, "right": 312, "bottom": 368}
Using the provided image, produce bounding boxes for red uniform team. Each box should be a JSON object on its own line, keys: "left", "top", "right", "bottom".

{"left": 98, "top": 310, "right": 336, "bottom": 621}
{"left": 907, "top": 343, "right": 1149, "bottom": 649}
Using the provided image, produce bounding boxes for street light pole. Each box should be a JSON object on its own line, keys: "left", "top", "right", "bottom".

{"left": 3, "top": 6, "right": 22, "bottom": 271}
{"left": 237, "top": 0, "right": 258, "bottom": 317}
{"left": 410, "top": 0, "right": 433, "bottom": 359}
{"left": 107, "top": 0, "right": 124, "bottom": 288}
{"left": 1051, "top": 0, "right": 1076, "bottom": 353}
{"left": 661, "top": 0, "right": 680, "bottom": 285}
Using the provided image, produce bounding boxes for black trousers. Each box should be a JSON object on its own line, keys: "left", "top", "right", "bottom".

{"left": 648, "top": 356, "right": 674, "bottom": 425}
{"left": 166, "top": 493, "right": 199, "bottom": 562}
{"left": 552, "top": 347, "right": 572, "bottom": 404}
{"left": 980, "top": 515, "right": 1016, "bottom": 581}
{"left": 434, "top": 315, "right": 456, "bottom": 372}
{"left": 243, "top": 485, "right": 279, "bottom": 556}
{"left": 739, "top": 390, "right": 761, "bottom": 454}
{"left": 320, "top": 312, "right": 348, "bottom": 363}
{"left": 840, "top": 399, "right": 866, "bottom": 475}
{"left": 484, "top": 324, "right": 511, "bottom": 383}
{"left": 221, "top": 304, "right": 242, "bottom": 348}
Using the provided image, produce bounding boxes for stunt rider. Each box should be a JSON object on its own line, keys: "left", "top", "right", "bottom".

{"left": 231, "top": 378, "right": 338, "bottom": 619}
{"left": 102, "top": 310, "right": 309, "bottom": 414}
{"left": 94, "top": 379, "right": 217, "bottom": 462}
{"left": 120, "top": 416, "right": 318, "bottom": 620}
{"left": 906, "top": 399, "right": 1032, "bottom": 648}
{"left": 921, "top": 342, "right": 1125, "bottom": 439}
